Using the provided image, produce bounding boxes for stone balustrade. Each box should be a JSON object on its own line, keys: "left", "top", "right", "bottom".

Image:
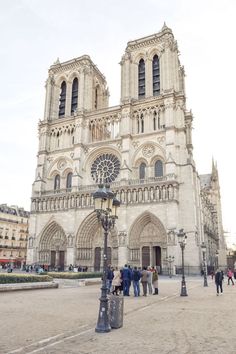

{"left": 31, "top": 178, "right": 179, "bottom": 213}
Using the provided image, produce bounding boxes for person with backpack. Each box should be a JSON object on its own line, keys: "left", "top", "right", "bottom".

{"left": 132, "top": 266, "right": 141, "bottom": 297}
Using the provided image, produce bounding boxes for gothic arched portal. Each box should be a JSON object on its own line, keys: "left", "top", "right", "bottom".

{"left": 129, "top": 212, "right": 167, "bottom": 271}
{"left": 76, "top": 212, "right": 118, "bottom": 271}
{"left": 38, "top": 221, "right": 67, "bottom": 271}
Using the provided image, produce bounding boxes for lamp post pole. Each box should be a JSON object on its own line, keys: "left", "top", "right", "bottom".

{"left": 93, "top": 183, "right": 120, "bottom": 333}
{"left": 177, "top": 229, "right": 188, "bottom": 296}
{"left": 201, "top": 242, "right": 208, "bottom": 287}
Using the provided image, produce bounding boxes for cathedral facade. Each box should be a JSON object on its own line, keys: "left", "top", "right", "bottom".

{"left": 27, "top": 24, "right": 226, "bottom": 273}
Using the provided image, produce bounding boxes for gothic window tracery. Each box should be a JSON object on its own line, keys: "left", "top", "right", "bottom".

{"left": 153, "top": 55, "right": 160, "bottom": 96}
{"left": 71, "top": 78, "right": 78, "bottom": 114}
{"left": 91, "top": 154, "right": 120, "bottom": 183}
{"left": 138, "top": 59, "right": 145, "bottom": 98}
{"left": 155, "top": 160, "right": 163, "bottom": 177}
{"left": 59, "top": 81, "right": 66, "bottom": 117}
{"left": 66, "top": 172, "right": 72, "bottom": 190}
{"left": 139, "top": 162, "right": 146, "bottom": 180}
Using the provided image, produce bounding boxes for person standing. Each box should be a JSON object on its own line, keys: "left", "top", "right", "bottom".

{"left": 112, "top": 267, "right": 121, "bottom": 295}
{"left": 227, "top": 268, "right": 234, "bottom": 285}
{"left": 147, "top": 266, "right": 153, "bottom": 295}
{"left": 141, "top": 266, "right": 148, "bottom": 296}
{"left": 107, "top": 265, "right": 114, "bottom": 294}
{"left": 215, "top": 268, "right": 223, "bottom": 296}
{"left": 152, "top": 268, "right": 159, "bottom": 295}
{"left": 122, "top": 264, "right": 132, "bottom": 296}
{"left": 132, "top": 266, "right": 141, "bottom": 297}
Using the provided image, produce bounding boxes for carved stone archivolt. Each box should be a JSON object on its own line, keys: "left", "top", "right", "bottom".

{"left": 129, "top": 212, "right": 167, "bottom": 249}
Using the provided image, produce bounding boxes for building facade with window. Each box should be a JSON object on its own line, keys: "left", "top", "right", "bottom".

{"left": 0, "top": 204, "right": 29, "bottom": 268}
{"left": 27, "top": 24, "right": 226, "bottom": 273}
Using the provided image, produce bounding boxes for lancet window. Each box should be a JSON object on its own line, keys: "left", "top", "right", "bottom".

{"left": 59, "top": 81, "right": 66, "bottom": 117}
{"left": 71, "top": 78, "right": 78, "bottom": 114}
{"left": 138, "top": 59, "right": 145, "bottom": 98}
{"left": 153, "top": 55, "right": 160, "bottom": 96}
{"left": 155, "top": 160, "right": 163, "bottom": 177}
{"left": 139, "top": 162, "right": 146, "bottom": 180}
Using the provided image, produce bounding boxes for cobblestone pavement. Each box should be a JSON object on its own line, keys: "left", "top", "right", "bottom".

{"left": 1, "top": 276, "right": 236, "bottom": 354}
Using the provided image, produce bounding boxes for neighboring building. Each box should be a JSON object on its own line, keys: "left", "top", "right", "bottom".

{"left": 0, "top": 204, "right": 29, "bottom": 268}
{"left": 200, "top": 160, "right": 226, "bottom": 271}
{"left": 27, "top": 24, "right": 226, "bottom": 273}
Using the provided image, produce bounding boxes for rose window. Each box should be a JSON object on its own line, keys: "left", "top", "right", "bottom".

{"left": 91, "top": 154, "right": 120, "bottom": 183}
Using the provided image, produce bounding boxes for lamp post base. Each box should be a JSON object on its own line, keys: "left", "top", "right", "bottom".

{"left": 95, "top": 299, "right": 111, "bottom": 333}
{"left": 180, "top": 281, "right": 188, "bottom": 296}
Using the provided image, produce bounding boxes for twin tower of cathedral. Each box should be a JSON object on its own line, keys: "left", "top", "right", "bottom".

{"left": 27, "top": 24, "right": 225, "bottom": 273}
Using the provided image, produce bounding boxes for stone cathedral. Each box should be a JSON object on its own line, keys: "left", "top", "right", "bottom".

{"left": 27, "top": 24, "right": 226, "bottom": 273}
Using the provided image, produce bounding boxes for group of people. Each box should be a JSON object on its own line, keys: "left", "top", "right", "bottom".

{"left": 214, "top": 268, "right": 235, "bottom": 296}
{"left": 106, "top": 265, "right": 159, "bottom": 297}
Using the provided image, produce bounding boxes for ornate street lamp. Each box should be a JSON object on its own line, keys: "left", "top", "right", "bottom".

{"left": 165, "top": 255, "right": 175, "bottom": 278}
{"left": 93, "top": 183, "right": 120, "bottom": 333}
{"left": 201, "top": 242, "right": 208, "bottom": 287}
{"left": 177, "top": 229, "right": 188, "bottom": 296}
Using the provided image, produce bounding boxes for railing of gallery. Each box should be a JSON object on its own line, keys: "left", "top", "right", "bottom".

{"left": 31, "top": 182, "right": 179, "bottom": 213}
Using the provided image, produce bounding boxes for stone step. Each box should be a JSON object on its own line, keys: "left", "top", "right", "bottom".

{"left": 0, "top": 282, "right": 59, "bottom": 292}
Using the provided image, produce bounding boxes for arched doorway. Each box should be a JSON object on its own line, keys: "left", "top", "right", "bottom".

{"left": 129, "top": 212, "right": 167, "bottom": 273}
{"left": 38, "top": 222, "right": 67, "bottom": 271}
{"left": 76, "top": 213, "right": 118, "bottom": 271}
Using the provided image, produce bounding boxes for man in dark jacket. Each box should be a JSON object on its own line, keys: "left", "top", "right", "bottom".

{"left": 122, "top": 264, "right": 132, "bottom": 296}
{"left": 215, "top": 268, "right": 223, "bottom": 296}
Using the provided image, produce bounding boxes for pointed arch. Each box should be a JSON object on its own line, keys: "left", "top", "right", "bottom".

{"left": 129, "top": 211, "right": 167, "bottom": 249}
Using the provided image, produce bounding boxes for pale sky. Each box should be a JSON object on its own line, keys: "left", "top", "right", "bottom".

{"left": 0, "top": 0, "right": 235, "bottom": 245}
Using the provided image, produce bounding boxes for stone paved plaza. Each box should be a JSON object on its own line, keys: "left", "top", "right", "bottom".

{"left": 1, "top": 276, "right": 235, "bottom": 354}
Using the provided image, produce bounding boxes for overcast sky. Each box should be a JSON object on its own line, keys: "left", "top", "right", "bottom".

{"left": 0, "top": 0, "right": 235, "bottom": 245}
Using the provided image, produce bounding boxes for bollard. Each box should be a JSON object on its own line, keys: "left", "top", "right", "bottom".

{"left": 109, "top": 294, "right": 124, "bottom": 329}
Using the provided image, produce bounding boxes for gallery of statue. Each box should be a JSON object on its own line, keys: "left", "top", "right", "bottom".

{"left": 27, "top": 24, "right": 226, "bottom": 274}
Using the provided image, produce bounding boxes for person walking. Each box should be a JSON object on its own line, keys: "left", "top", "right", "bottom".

{"left": 227, "top": 268, "right": 234, "bottom": 285}
{"left": 141, "top": 266, "right": 148, "bottom": 296}
{"left": 152, "top": 268, "right": 159, "bottom": 295}
{"left": 147, "top": 266, "right": 153, "bottom": 295}
{"left": 215, "top": 268, "right": 223, "bottom": 296}
{"left": 132, "top": 266, "right": 141, "bottom": 297}
{"left": 112, "top": 267, "right": 121, "bottom": 295}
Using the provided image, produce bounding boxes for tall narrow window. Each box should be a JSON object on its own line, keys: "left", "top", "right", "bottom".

{"left": 141, "top": 114, "right": 144, "bottom": 133}
{"left": 155, "top": 160, "right": 163, "bottom": 177}
{"left": 153, "top": 55, "right": 160, "bottom": 96}
{"left": 138, "top": 59, "right": 145, "bottom": 98}
{"left": 59, "top": 81, "right": 66, "bottom": 117}
{"left": 66, "top": 172, "right": 72, "bottom": 190}
{"left": 71, "top": 78, "right": 78, "bottom": 114}
{"left": 153, "top": 111, "right": 157, "bottom": 131}
{"left": 95, "top": 87, "right": 98, "bottom": 109}
{"left": 139, "top": 162, "right": 146, "bottom": 180}
{"left": 137, "top": 118, "right": 140, "bottom": 133}
{"left": 54, "top": 175, "right": 60, "bottom": 191}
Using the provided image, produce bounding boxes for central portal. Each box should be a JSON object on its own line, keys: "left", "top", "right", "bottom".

{"left": 141, "top": 245, "right": 162, "bottom": 272}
